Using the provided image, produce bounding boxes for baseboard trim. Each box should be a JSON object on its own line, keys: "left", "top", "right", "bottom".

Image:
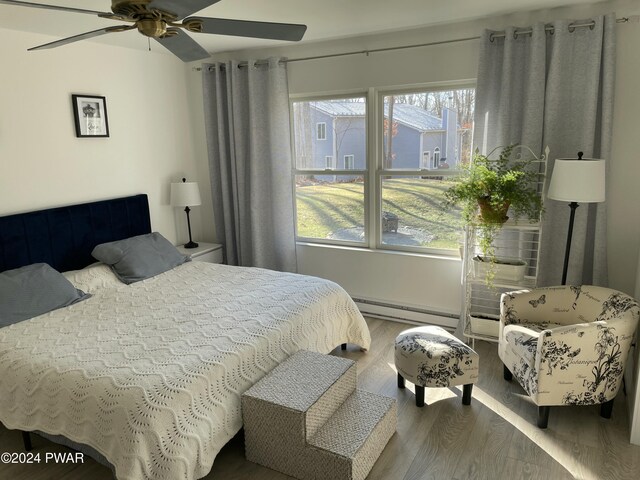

{"left": 353, "top": 297, "right": 459, "bottom": 329}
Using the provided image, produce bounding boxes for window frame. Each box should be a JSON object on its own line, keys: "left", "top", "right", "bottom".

{"left": 290, "top": 92, "right": 370, "bottom": 248}
{"left": 374, "top": 82, "right": 475, "bottom": 257}
{"left": 421, "top": 151, "right": 431, "bottom": 170}
{"left": 344, "top": 154, "right": 355, "bottom": 170}
{"left": 316, "top": 122, "right": 327, "bottom": 140}
{"left": 325, "top": 155, "right": 335, "bottom": 169}
{"left": 290, "top": 81, "right": 475, "bottom": 256}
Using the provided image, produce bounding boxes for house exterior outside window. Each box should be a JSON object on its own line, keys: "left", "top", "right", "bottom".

{"left": 344, "top": 155, "right": 355, "bottom": 169}
{"left": 291, "top": 86, "right": 474, "bottom": 254}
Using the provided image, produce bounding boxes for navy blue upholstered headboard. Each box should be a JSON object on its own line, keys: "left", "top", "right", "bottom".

{"left": 0, "top": 195, "right": 151, "bottom": 272}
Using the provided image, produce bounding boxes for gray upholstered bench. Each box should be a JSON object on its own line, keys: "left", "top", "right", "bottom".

{"left": 394, "top": 326, "right": 479, "bottom": 407}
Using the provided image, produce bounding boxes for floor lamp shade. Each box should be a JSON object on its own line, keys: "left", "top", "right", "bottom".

{"left": 170, "top": 178, "right": 201, "bottom": 249}
{"left": 547, "top": 157, "right": 605, "bottom": 285}
{"left": 547, "top": 159, "right": 606, "bottom": 202}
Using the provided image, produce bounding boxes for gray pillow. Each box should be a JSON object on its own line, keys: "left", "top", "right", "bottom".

{"left": 91, "top": 232, "right": 188, "bottom": 284}
{"left": 0, "top": 263, "right": 90, "bottom": 328}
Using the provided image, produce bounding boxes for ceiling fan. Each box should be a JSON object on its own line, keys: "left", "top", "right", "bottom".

{"left": 0, "top": 0, "right": 307, "bottom": 62}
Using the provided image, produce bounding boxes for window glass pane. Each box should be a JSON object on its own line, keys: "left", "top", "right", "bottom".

{"left": 380, "top": 176, "right": 464, "bottom": 250}
{"left": 295, "top": 175, "right": 365, "bottom": 243}
{"left": 292, "top": 97, "right": 366, "bottom": 170}
{"left": 382, "top": 89, "right": 474, "bottom": 171}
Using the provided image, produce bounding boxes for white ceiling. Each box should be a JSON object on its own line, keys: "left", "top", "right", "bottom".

{"left": 0, "top": 0, "right": 605, "bottom": 57}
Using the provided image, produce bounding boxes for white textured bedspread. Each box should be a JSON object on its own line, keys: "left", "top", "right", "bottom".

{"left": 0, "top": 262, "right": 370, "bottom": 479}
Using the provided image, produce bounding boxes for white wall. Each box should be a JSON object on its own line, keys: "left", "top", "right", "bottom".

{"left": 193, "top": 0, "right": 640, "bottom": 318}
{"left": 0, "top": 27, "right": 213, "bottom": 246}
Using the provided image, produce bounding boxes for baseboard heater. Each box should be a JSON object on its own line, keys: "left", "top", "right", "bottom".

{"left": 352, "top": 297, "right": 459, "bottom": 329}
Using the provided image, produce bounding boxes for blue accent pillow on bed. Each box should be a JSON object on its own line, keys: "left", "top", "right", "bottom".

{"left": 91, "top": 232, "right": 189, "bottom": 284}
{"left": 0, "top": 263, "right": 90, "bottom": 327}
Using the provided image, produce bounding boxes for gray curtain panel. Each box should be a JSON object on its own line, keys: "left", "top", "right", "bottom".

{"left": 473, "top": 14, "right": 615, "bottom": 287}
{"left": 202, "top": 58, "right": 297, "bottom": 272}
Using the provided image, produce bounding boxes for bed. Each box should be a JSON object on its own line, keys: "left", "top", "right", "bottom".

{"left": 0, "top": 195, "right": 371, "bottom": 480}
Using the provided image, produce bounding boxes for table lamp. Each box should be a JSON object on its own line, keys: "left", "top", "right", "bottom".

{"left": 170, "top": 178, "right": 202, "bottom": 249}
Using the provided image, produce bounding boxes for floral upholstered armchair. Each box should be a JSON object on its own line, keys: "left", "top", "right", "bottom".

{"left": 499, "top": 285, "right": 639, "bottom": 428}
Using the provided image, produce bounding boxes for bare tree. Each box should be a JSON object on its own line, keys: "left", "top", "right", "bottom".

{"left": 385, "top": 95, "right": 396, "bottom": 168}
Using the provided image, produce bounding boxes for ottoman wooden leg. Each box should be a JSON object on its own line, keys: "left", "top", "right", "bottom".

{"left": 341, "top": 343, "right": 347, "bottom": 350}
{"left": 397, "top": 373, "right": 405, "bottom": 389}
{"left": 503, "top": 364, "right": 513, "bottom": 381}
{"left": 415, "top": 385, "right": 425, "bottom": 407}
{"left": 462, "top": 384, "right": 473, "bottom": 405}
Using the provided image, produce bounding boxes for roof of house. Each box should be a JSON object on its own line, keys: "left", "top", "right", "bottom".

{"left": 311, "top": 100, "right": 446, "bottom": 131}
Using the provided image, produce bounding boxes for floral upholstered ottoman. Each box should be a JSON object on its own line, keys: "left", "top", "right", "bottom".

{"left": 394, "top": 326, "right": 479, "bottom": 407}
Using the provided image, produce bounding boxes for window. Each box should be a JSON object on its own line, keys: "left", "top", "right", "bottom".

{"left": 292, "top": 96, "right": 367, "bottom": 244}
{"left": 316, "top": 122, "right": 327, "bottom": 140}
{"left": 433, "top": 147, "right": 441, "bottom": 167}
{"left": 344, "top": 155, "right": 355, "bottom": 169}
{"left": 325, "top": 156, "right": 335, "bottom": 169}
{"left": 421, "top": 151, "right": 431, "bottom": 169}
{"left": 292, "top": 86, "right": 474, "bottom": 254}
{"left": 433, "top": 147, "right": 441, "bottom": 169}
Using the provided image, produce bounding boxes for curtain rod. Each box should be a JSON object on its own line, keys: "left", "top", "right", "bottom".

{"left": 193, "top": 16, "right": 634, "bottom": 71}
{"left": 490, "top": 16, "right": 631, "bottom": 41}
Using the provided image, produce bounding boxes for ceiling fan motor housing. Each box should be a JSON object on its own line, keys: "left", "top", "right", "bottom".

{"left": 110, "top": 0, "right": 177, "bottom": 38}
{"left": 137, "top": 18, "right": 167, "bottom": 37}
{"left": 111, "top": 0, "right": 152, "bottom": 18}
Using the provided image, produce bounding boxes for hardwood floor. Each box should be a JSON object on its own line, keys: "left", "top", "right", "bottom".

{"left": 1, "top": 317, "right": 639, "bottom": 479}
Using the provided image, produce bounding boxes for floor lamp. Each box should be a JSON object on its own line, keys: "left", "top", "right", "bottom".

{"left": 170, "top": 178, "right": 202, "bottom": 249}
{"left": 547, "top": 153, "right": 605, "bottom": 285}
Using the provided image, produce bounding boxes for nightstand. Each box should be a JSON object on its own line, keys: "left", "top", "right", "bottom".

{"left": 177, "top": 242, "right": 224, "bottom": 264}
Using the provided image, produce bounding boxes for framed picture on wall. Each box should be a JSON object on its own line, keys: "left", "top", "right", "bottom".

{"left": 71, "top": 94, "right": 109, "bottom": 138}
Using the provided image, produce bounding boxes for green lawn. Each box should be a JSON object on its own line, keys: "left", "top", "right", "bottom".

{"left": 295, "top": 177, "right": 464, "bottom": 249}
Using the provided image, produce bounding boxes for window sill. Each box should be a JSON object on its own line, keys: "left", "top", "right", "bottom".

{"left": 295, "top": 241, "right": 461, "bottom": 262}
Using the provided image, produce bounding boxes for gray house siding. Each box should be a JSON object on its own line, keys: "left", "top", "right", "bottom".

{"left": 334, "top": 117, "right": 366, "bottom": 169}
{"left": 383, "top": 123, "right": 421, "bottom": 169}
{"left": 308, "top": 109, "right": 335, "bottom": 169}
{"left": 421, "top": 132, "right": 445, "bottom": 169}
{"left": 304, "top": 103, "right": 465, "bottom": 173}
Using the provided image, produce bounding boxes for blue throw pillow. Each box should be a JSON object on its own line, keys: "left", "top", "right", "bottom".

{"left": 91, "top": 232, "right": 189, "bottom": 284}
{"left": 0, "top": 263, "right": 90, "bottom": 327}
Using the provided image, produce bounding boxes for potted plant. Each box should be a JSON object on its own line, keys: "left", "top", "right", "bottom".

{"left": 444, "top": 144, "right": 544, "bottom": 282}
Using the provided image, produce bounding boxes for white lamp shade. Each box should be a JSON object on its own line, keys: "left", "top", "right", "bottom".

{"left": 547, "top": 158, "right": 605, "bottom": 203}
{"left": 170, "top": 181, "right": 202, "bottom": 207}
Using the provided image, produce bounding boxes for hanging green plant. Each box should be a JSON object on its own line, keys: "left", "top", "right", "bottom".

{"left": 444, "top": 144, "right": 544, "bottom": 283}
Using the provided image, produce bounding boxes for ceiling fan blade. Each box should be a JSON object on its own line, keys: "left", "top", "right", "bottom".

{"left": 187, "top": 17, "right": 307, "bottom": 41}
{"left": 28, "top": 25, "right": 134, "bottom": 51}
{"left": 149, "top": 0, "right": 222, "bottom": 20}
{"left": 0, "top": 0, "right": 110, "bottom": 15}
{"left": 154, "top": 29, "right": 210, "bottom": 62}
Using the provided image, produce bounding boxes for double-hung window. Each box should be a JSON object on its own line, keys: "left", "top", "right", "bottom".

{"left": 291, "top": 85, "right": 475, "bottom": 254}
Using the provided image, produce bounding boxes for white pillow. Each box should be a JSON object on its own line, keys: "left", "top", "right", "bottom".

{"left": 63, "top": 263, "right": 122, "bottom": 293}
